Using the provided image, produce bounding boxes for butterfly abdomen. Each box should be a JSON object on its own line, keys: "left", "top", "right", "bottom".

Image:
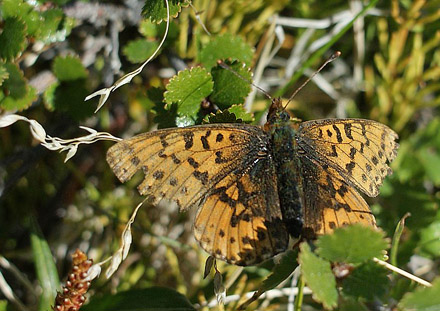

{"left": 269, "top": 123, "right": 304, "bottom": 238}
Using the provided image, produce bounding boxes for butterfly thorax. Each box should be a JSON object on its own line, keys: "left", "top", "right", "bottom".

{"left": 265, "top": 99, "right": 304, "bottom": 237}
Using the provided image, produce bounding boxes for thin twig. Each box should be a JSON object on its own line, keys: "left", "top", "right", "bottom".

{"left": 373, "top": 257, "right": 432, "bottom": 287}
{"left": 293, "top": 273, "right": 305, "bottom": 311}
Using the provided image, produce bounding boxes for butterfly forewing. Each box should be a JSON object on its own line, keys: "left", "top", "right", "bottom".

{"left": 297, "top": 119, "right": 399, "bottom": 197}
{"left": 106, "top": 123, "right": 288, "bottom": 265}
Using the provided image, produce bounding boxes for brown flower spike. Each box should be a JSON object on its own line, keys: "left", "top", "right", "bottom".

{"left": 53, "top": 249, "right": 93, "bottom": 311}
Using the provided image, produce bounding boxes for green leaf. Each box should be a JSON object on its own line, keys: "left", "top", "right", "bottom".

{"left": 342, "top": 262, "right": 389, "bottom": 300}
{"left": 419, "top": 220, "right": 440, "bottom": 258}
{"left": 418, "top": 147, "right": 440, "bottom": 186}
{"left": 398, "top": 278, "right": 440, "bottom": 311}
{"left": 227, "top": 105, "right": 254, "bottom": 123}
{"left": 210, "top": 61, "right": 252, "bottom": 109}
{"left": 299, "top": 242, "right": 338, "bottom": 310}
{"left": 53, "top": 80, "right": 94, "bottom": 121}
{"left": 239, "top": 250, "right": 298, "bottom": 309}
{"left": 139, "top": 19, "right": 160, "bottom": 37}
{"left": 1, "top": 63, "right": 26, "bottom": 99}
{"left": 0, "top": 64, "right": 10, "bottom": 87}
{"left": 381, "top": 181, "right": 437, "bottom": 231}
{"left": 149, "top": 87, "right": 177, "bottom": 129}
{"left": 2, "top": 0, "right": 40, "bottom": 37}
{"left": 0, "top": 18, "right": 27, "bottom": 61}
{"left": 123, "top": 39, "right": 159, "bottom": 63}
{"left": 2, "top": 0, "right": 30, "bottom": 17}
{"left": 175, "top": 114, "right": 196, "bottom": 127}
{"left": 316, "top": 224, "right": 389, "bottom": 264}
{"left": 203, "top": 105, "right": 254, "bottom": 124}
{"left": 199, "top": 34, "right": 254, "bottom": 70}
{"left": 30, "top": 216, "right": 60, "bottom": 311}
{"left": 164, "top": 67, "right": 214, "bottom": 118}
{"left": 261, "top": 251, "right": 299, "bottom": 290}
{"left": 142, "top": 0, "right": 190, "bottom": 24}
{"left": 82, "top": 287, "right": 195, "bottom": 311}
{"left": 1, "top": 85, "right": 37, "bottom": 111}
{"left": 391, "top": 213, "right": 411, "bottom": 266}
{"left": 39, "top": 9, "right": 71, "bottom": 43}
{"left": 338, "top": 297, "right": 369, "bottom": 311}
{"left": 0, "top": 300, "right": 8, "bottom": 311}
{"left": 52, "top": 55, "right": 88, "bottom": 81}
{"left": 43, "top": 81, "right": 59, "bottom": 111}
{"left": 0, "top": 62, "right": 37, "bottom": 111}
{"left": 204, "top": 109, "right": 241, "bottom": 124}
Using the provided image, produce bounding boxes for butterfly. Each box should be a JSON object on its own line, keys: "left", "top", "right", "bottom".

{"left": 106, "top": 98, "right": 398, "bottom": 266}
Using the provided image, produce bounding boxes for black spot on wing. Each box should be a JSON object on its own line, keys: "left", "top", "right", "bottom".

{"left": 153, "top": 170, "right": 164, "bottom": 180}
{"left": 349, "top": 147, "right": 357, "bottom": 159}
{"left": 333, "top": 124, "right": 343, "bottom": 143}
{"left": 171, "top": 153, "right": 181, "bottom": 164}
{"left": 183, "top": 132, "right": 194, "bottom": 150}
{"left": 257, "top": 230, "right": 266, "bottom": 241}
{"left": 362, "top": 174, "right": 367, "bottom": 182}
{"left": 131, "top": 156, "right": 140, "bottom": 166}
{"left": 345, "top": 162, "right": 355, "bottom": 175}
{"left": 344, "top": 123, "right": 353, "bottom": 139}
{"left": 366, "top": 163, "right": 372, "bottom": 172}
{"left": 361, "top": 123, "right": 366, "bottom": 136}
{"left": 337, "top": 184, "right": 349, "bottom": 197}
{"left": 215, "top": 151, "right": 228, "bottom": 164}
{"left": 378, "top": 150, "right": 384, "bottom": 159}
{"left": 193, "top": 170, "right": 208, "bottom": 185}
{"left": 201, "top": 134, "right": 210, "bottom": 150}
{"left": 187, "top": 157, "right": 199, "bottom": 168}
{"left": 169, "top": 177, "right": 178, "bottom": 186}
{"left": 160, "top": 134, "right": 169, "bottom": 148}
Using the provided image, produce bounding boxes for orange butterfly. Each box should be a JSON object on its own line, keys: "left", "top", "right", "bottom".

{"left": 107, "top": 98, "right": 398, "bottom": 266}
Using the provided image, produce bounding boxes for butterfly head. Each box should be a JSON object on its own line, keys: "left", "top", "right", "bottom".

{"left": 267, "top": 98, "right": 291, "bottom": 124}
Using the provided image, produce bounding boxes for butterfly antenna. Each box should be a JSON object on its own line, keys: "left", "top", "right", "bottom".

{"left": 283, "top": 51, "right": 341, "bottom": 110}
{"left": 217, "top": 60, "right": 273, "bottom": 101}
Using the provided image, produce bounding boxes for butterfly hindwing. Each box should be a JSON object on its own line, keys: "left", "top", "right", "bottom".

{"left": 299, "top": 155, "right": 376, "bottom": 237}
{"left": 194, "top": 154, "right": 288, "bottom": 265}
{"left": 297, "top": 119, "right": 398, "bottom": 197}
{"left": 107, "top": 123, "right": 288, "bottom": 265}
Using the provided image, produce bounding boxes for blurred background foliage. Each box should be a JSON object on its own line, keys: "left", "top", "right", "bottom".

{"left": 0, "top": 0, "right": 440, "bottom": 310}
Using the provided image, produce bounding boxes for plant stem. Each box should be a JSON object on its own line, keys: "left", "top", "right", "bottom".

{"left": 294, "top": 274, "right": 305, "bottom": 311}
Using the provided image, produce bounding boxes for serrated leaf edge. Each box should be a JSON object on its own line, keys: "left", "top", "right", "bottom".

{"left": 146, "top": 0, "right": 190, "bottom": 24}
{"left": 163, "top": 66, "right": 213, "bottom": 105}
